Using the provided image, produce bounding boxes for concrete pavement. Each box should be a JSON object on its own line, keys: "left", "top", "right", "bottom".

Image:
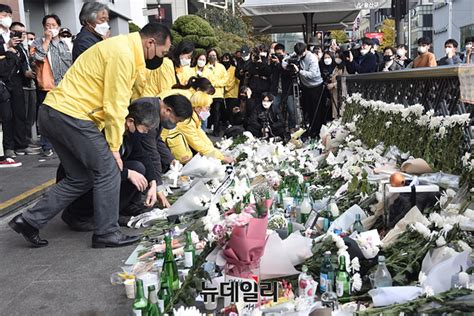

{"left": 0, "top": 202, "right": 142, "bottom": 316}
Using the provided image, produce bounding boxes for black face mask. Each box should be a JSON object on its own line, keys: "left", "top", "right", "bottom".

{"left": 239, "top": 94, "right": 247, "bottom": 100}
{"left": 161, "top": 119, "right": 176, "bottom": 129}
{"left": 222, "top": 61, "right": 231, "bottom": 69}
{"left": 383, "top": 55, "right": 393, "bottom": 62}
{"left": 145, "top": 43, "right": 164, "bottom": 70}
{"left": 146, "top": 56, "right": 164, "bottom": 70}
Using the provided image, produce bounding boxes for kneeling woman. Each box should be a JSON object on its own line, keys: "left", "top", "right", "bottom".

{"left": 162, "top": 91, "right": 234, "bottom": 164}
{"left": 246, "top": 92, "right": 286, "bottom": 138}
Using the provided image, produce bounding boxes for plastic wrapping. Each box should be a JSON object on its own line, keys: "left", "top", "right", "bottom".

{"left": 418, "top": 172, "right": 460, "bottom": 189}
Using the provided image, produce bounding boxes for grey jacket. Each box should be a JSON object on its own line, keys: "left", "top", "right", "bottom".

{"left": 32, "top": 37, "right": 72, "bottom": 86}
{"left": 298, "top": 52, "right": 323, "bottom": 88}
{"left": 438, "top": 54, "right": 462, "bottom": 66}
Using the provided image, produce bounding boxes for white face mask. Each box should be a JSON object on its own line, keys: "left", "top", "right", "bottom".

{"left": 360, "top": 48, "right": 370, "bottom": 56}
{"left": 335, "top": 58, "right": 342, "bottom": 64}
{"left": 466, "top": 44, "right": 472, "bottom": 50}
{"left": 418, "top": 46, "right": 427, "bottom": 54}
{"left": 323, "top": 58, "right": 332, "bottom": 65}
{"left": 197, "top": 59, "right": 206, "bottom": 68}
{"left": 198, "top": 110, "right": 211, "bottom": 121}
{"left": 94, "top": 22, "right": 109, "bottom": 36}
{"left": 242, "top": 55, "right": 250, "bottom": 61}
{"left": 396, "top": 49, "right": 405, "bottom": 57}
{"left": 27, "top": 40, "right": 34, "bottom": 46}
{"left": 49, "top": 28, "right": 59, "bottom": 37}
{"left": 180, "top": 58, "right": 191, "bottom": 67}
{"left": 262, "top": 101, "right": 272, "bottom": 109}
{"left": 0, "top": 16, "right": 12, "bottom": 29}
{"left": 259, "top": 52, "right": 267, "bottom": 57}
{"left": 445, "top": 47, "right": 453, "bottom": 55}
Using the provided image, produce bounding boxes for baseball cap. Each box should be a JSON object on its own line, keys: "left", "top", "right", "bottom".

{"left": 59, "top": 28, "right": 72, "bottom": 37}
{"left": 240, "top": 45, "right": 250, "bottom": 57}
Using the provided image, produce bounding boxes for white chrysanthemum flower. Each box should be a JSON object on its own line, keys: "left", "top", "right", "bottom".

{"left": 351, "top": 273, "right": 362, "bottom": 292}
{"left": 412, "top": 222, "right": 432, "bottom": 239}
{"left": 457, "top": 240, "right": 472, "bottom": 253}
{"left": 459, "top": 271, "right": 470, "bottom": 286}
{"left": 329, "top": 202, "right": 339, "bottom": 217}
{"left": 436, "top": 235, "right": 447, "bottom": 247}
{"left": 429, "top": 213, "right": 444, "bottom": 228}
{"left": 385, "top": 121, "right": 392, "bottom": 128}
{"left": 351, "top": 257, "right": 361, "bottom": 273}
{"left": 463, "top": 209, "right": 474, "bottom": 220}
{"left": 424, "top": 286, "right": 434, "bottom": 297}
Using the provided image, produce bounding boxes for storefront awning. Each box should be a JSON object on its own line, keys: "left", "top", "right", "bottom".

{"left": 241, "top": 0, "right": 391, "bottom": 34}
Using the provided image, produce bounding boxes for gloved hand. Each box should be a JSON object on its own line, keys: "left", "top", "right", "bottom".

{"left": 127, "top": 208, "right": 168, "bottom": 228}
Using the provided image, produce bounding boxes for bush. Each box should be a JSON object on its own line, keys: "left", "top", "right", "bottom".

{"left": 172, "top": 15, "right": 215, "bottom": 37}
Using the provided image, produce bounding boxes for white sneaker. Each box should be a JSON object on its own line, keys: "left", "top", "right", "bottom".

{"left": 0, "top": 158, "right": 22, "bottom": 168}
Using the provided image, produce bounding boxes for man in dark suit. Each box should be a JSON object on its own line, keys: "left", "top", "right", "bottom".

{"left": 346, "top": 37, "right": 378, "bottom": 74}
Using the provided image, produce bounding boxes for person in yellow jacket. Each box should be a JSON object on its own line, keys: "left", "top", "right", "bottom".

{"left": 170, "top": 40, "right": 195, "bottom": 86}
{"left": 221, "top": 53, "right": 240, "bottom": 126}
{"left": 205, "top": 49, "right": 228, "bottom": 136}
{"left": 9, "top": 24, "right": 176, "bottom": 249}
{"left": 162, "top": 91, "right": 234, "bottom": 164}
{"left": 131, "top": 56, "right": 176, "bottom": 100}
{"left": 194, "top": 53, "right": 211, "bottom": 78}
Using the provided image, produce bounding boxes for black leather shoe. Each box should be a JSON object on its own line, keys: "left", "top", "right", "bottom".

{"left": 8, "top": 214, "right": 48, "bottom": 247}
{"left": 61, "top": 211, "right": 95, "bottom": 232}
{"left": 91, "top": 231, "right": 140, "bottom": 248}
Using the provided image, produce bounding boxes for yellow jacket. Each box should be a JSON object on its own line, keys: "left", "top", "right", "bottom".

{"left": 176, "top": 65, "right": 195, "bottom": 86}
{"left": 162, "top": 112, "right": 224, "bottom": 162}
{"left": 194, "top": 66, "right": 212, "bottom": 80}
{"left": 44, "top": 32, "right": 145, "bottom": 151}
{"left": 204, "top": 63, "right": 228, "bottom": 99}
{"left": 224, "top": 65, "right": 240, "bottom": 99}
{"left": 131, "top": 57, "right": 176, "bottom": 100}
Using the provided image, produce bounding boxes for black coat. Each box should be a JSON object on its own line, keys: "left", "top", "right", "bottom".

{"left": 346, "top": 52, "right": 377, "bottom": 74}
{"left": 72, "top": 27, "right": 103, "bottom": 62}
{"left": 246, "top": 103, "right": 285, "bottom": 138}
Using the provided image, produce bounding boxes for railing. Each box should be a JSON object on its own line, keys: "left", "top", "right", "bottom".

{"left": 337, "top": 65, "right": 474, "bottom": 150}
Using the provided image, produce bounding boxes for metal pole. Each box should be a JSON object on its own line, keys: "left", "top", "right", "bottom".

{"left": 447, "top": 0, "right": 452, "bottom": 39}
{"left": 408, "top": 8, "right": 412, "bottom": 59}
{"left": 395, "top": 0, "right": 403, "bottom": 46}
{"left": 232, "top": 0, "right": 235, "bottom": 15}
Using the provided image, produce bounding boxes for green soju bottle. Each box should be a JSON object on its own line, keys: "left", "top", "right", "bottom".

{"left": 183, "top": 231, "right": 195, "bottom": 268}
{"left": 320, "top": 251, "right": 335, "bottom": 293}
{"left": 163, "top": 234, "right": 179, "bottom": 291}
{"left": 335, "top": 255, "right": 350, "bottom": 297}
{"left": 132, "top": 279, "right": 148, "bottom": 315}
{"left": 146, "top": 285, "right": 161, "bottom": 316}
{"left": 158, "top": 271, "right": 171, "bottom": 313}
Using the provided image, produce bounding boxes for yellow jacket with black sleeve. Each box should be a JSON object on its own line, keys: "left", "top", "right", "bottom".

{"left": 224, "top": 65, "right": 239, "bottom": 99}
{"left": 204, "top": 62, "right": 228, "bottom": 99}
{"left": 43, "top": 32, "right": 145, "bottom": 151}
{"left": 131, "top": 57, "right": 176, "bottom": 100}
{"left": 162, "top": 112, "right": 224, "bottom": 162}
{"left": 161, "top": 128, "right": 193, "bottom": 164}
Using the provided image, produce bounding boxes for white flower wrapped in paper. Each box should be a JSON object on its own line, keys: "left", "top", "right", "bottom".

{"left": 457, "top": 240, "right": 472, "bottom": 253}
{"left": 412, "top": 222, "right": 432, "bottom": 239}
{"left": 435, "top": 235, "right": 447, "bottom": 247}
{"left": 350, "top": 257, "right": 361, "bottom": 273}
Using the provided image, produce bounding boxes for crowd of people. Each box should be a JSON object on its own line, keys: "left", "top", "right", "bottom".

{"left": 1, "top": 2, "right": 473, "bottom": 248}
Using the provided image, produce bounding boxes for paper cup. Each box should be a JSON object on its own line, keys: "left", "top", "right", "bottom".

{"left": 124, "top": 279, "right": 135, "bottom": 299}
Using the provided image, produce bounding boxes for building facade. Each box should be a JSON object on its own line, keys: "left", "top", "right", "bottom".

{"left": 4, "top": 0, "right": 131, "bottom": 37}
{"left": 432, "top": 0, "right": 474, "bottom": 58}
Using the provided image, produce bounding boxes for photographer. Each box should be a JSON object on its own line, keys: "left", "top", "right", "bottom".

{"left": 285, "top": 42, "right": 324, "bottom": 137}
{"left": 244, "top": 47, "right": 272, "bottom": 101}
{"left": 269, "top": 43, "right": 291, "bottom": 116}
{"left": 246, "top": 92, "right": 285, "bottom": 139}
{"left": 346, "top": 37, "right": 377, "bottom": 74}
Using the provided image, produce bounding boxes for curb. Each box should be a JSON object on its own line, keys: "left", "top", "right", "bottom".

{"left": 0, "top": 179, "right": 55, "bottom": 217}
